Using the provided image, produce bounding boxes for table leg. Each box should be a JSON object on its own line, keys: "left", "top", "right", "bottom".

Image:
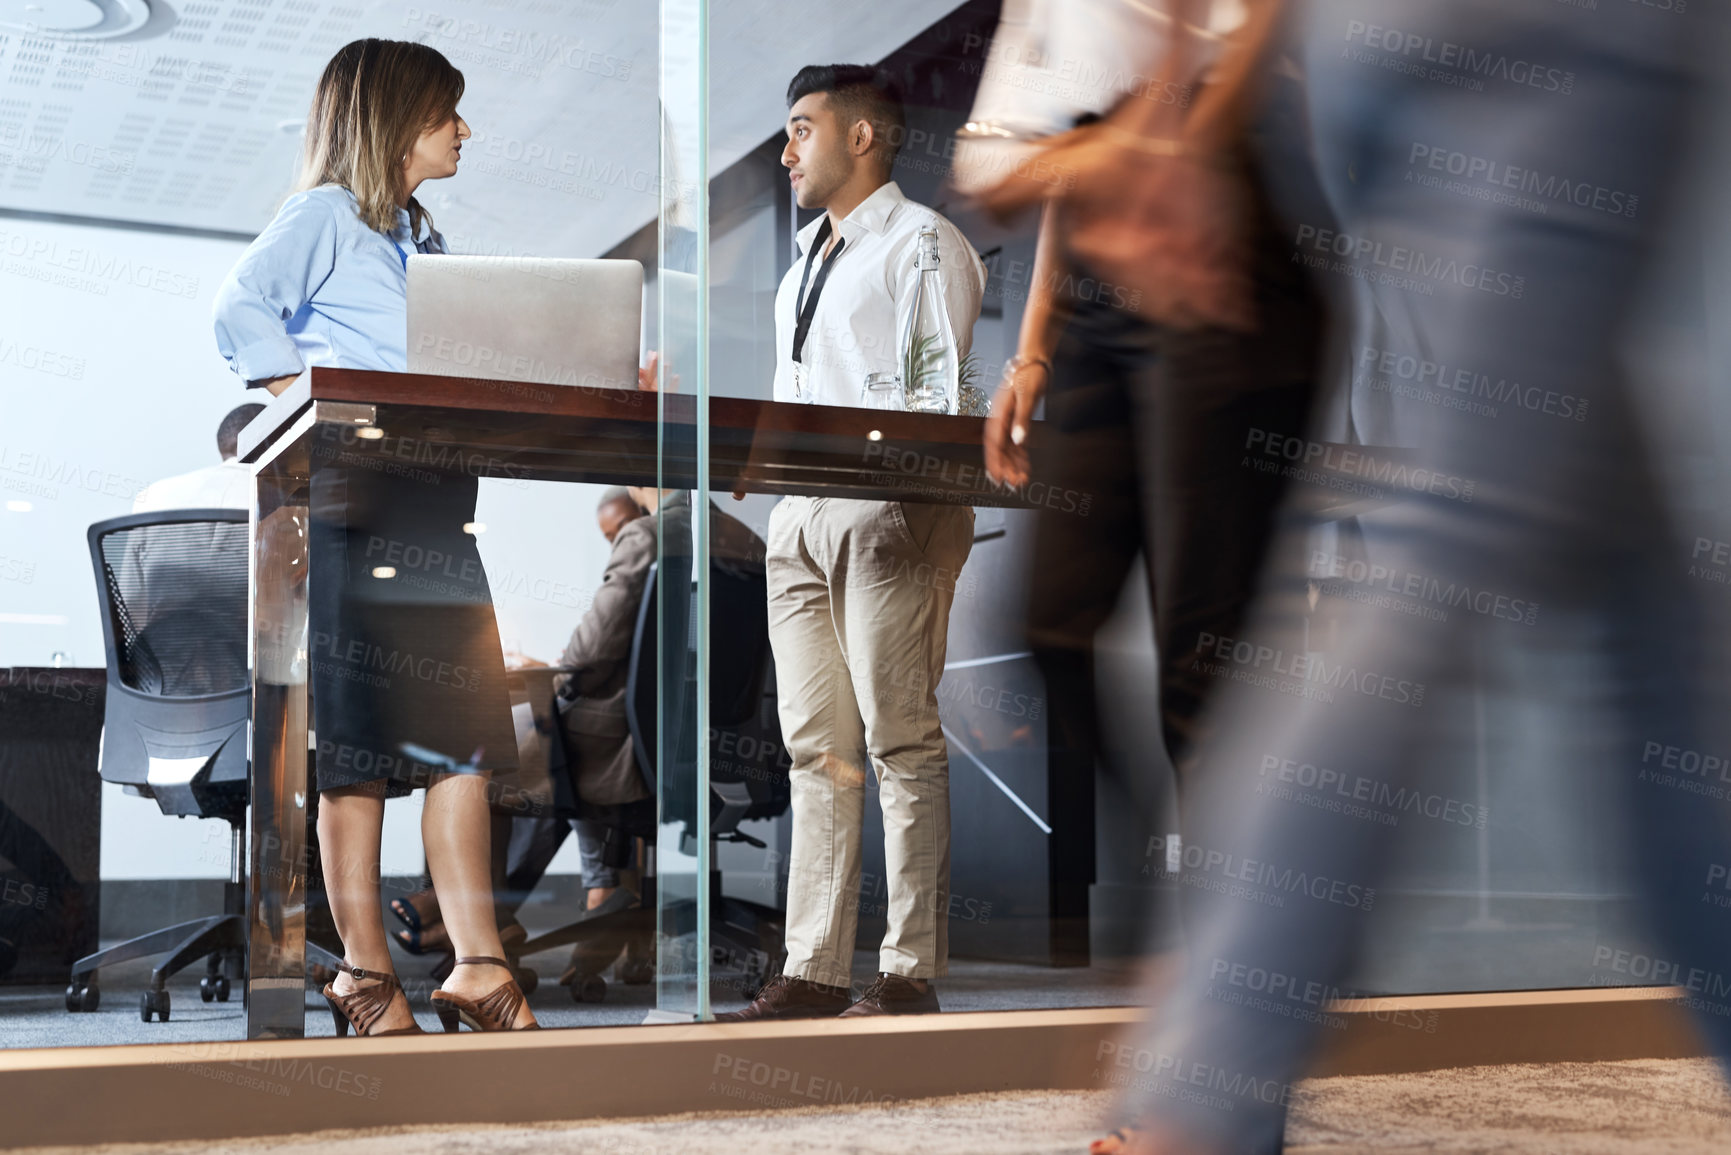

{"left": 246, "top": 454, "right": 311, "bottom": 1039}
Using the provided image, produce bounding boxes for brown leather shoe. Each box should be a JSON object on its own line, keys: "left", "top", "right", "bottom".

{"left": 839, "top": 972, "right": 940, "bottom": 1016}
{"left": 714, "top": 974, "right": 851, "bottom": 1021}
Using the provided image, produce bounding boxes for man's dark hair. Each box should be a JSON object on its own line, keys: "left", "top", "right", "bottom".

{"left": 217, "top": 403, "right": 267, "bottom": 460}
{"left": 787, "top": 64, "right": 905, "bottom": 167}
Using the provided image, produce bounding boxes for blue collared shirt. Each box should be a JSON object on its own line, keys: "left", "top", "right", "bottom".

{"left": 213, "top": 185, "right": 445, "bottom": 384}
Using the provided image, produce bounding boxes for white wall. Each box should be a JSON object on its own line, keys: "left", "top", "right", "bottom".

{"left": 0, "top": 218, "right": 623, "bottom": 878}
{"left": 0, "top": 218, "right": 247, "bottom": 667}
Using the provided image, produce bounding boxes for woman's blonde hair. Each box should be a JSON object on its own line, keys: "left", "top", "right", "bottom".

{"left": 297, "top": 39, "right": 464, "bottom": 236}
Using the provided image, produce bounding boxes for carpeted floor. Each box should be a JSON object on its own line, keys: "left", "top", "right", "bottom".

{"left": 1286, "top": 1057, "right": 1731, "bottom": 1154}
{"left": 17, "top": 1057, "right": 1731, "bottom": 1154}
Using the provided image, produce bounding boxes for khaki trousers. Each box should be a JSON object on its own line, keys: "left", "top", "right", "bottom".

{"left": 766, "top": 496, "right": 975, "bottom": 985}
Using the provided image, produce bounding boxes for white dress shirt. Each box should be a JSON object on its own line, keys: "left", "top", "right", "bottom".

{"left": 132, "top": 459, "right": 252, "bottom": 513}
{"left": 772, "top": 181, "right": 987, "bottom": 409}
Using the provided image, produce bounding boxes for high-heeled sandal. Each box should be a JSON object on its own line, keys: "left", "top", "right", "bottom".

{"left": 430, "top": 956, "right": 539, "bottom": 1032}
{"left": 426, "top": 921, "right": 529, "bottom": 983}
{"left": 321, "top": 960, "right": 424, "bottom": 1037}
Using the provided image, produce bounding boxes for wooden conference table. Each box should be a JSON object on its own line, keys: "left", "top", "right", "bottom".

{"left": 234, "top": 367, "right": 1023, "bottom": 1039}
{"left": 234, "top": 367, "right": 1405, "bottom": 1038}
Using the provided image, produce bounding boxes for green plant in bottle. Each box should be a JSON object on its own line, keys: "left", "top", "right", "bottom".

{"left": 899, "top": 225, "right": 960, "bottom": 415}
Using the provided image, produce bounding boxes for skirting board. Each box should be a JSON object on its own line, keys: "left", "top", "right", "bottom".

{"left": 0, "top": 987, "right": 1708, "bottom": 1149}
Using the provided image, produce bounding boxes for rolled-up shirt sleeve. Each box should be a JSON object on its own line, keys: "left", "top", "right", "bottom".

{"left": 940, "top": 225, "right": 987, "bottom": 360}
{"left": 213, "top": 191, "right": 340, "bottom": 384}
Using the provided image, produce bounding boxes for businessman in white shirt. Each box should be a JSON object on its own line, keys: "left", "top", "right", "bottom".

{"left": 718, "top": 65, "right": 987, "bottom": 1021}
{"left": 132, "top": 403, "right": 265, "bottom": 513}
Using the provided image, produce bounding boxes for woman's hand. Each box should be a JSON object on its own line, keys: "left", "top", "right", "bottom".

{"left": 257, "top": 374, "right": 300, "bottom": 396}
{"left": 984, "top": 358, "right": 1050, "bottom": 487}
{"left": 977, "top": 123, "right": 1255, "bottom": 333}
{"left": 1057, "top": 134, "right": 1255, "bottom": 332}
{"left": 637, "top": 351, "right": 659, "bottom": 392}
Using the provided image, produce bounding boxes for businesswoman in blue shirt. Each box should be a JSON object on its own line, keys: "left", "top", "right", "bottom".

{"left": 214, "top": 39, "right": 535, "bottom": 1034}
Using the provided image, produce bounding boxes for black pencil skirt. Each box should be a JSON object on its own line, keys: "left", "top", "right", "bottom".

{"left": 306, "top": 429, "right": 518, "bottom": 794}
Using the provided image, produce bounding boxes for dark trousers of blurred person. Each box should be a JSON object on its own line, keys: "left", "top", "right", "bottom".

{"left": 1028, "top": 138, "right": 1325, "bottom": 923}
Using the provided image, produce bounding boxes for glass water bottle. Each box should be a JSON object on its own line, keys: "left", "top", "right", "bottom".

{"left": 899, "top": 225, "right": 959, "bottom": 415}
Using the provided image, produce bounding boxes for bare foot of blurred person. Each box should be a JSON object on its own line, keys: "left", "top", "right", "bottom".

{"left": 1090, "top": 1123, "right": 1226, "bottom": 1155}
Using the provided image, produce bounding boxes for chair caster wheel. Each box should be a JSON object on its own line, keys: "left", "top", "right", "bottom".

{"left": 65, "top": 982, "right": 99, "bottom": 1013}
{"left": 515, "top": 967, "right": 538, "bottom": 997}
{"left": 199, "top": 975, "right": 231, "bottom": 1003}
{"left": 141, "top": 988, "right": 171, "bottom": 1022}
{"left": 618, "top": 958, "right": 654, "bottom": 986}
{"left": 570, "top": 974, "right": 606, "bottom": 1003}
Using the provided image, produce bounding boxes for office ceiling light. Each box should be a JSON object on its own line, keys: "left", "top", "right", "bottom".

{"left": 0, "top": 0, "right": 157, "bottom": 41}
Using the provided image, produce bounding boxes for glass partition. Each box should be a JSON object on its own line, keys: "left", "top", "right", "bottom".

{"left": 0, "top": 0, "right": 1708, "bottom": 1059}
{"left": 689, "top": 0, "right": 1690, "bottom": 1023}
{"left": 0, "top": 0, "right": 700, "bottom": 1046}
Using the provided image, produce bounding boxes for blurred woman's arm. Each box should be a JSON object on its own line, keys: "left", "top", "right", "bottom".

{"left": 986, "top": 203, "right": 1070, "bottom": 486}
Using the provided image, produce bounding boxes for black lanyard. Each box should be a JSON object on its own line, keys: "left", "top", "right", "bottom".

{"left": 792, "top": 218, "right": 846, "bottom": 365}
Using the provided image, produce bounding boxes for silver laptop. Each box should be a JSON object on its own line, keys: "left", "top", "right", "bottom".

{"left": 406, "top": 256, "right": 643, "bottom": 390}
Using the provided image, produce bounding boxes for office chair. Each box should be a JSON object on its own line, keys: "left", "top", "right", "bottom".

{"left": 658, "top": 559, "right": 791, "bottom": 996}
{"left": 74, "top": 510, "right": 351, "bottom": 1022}
{"left": 517, "top": 555, "right": 791, "bottom": 1004}
{"left": 69, "top": 510, "right": 252, "bottom": 1022}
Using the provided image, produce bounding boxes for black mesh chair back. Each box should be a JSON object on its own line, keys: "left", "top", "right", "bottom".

{"left": 625, "top": 554, "right": 695, "bottom": 806}
{"left": 709, "top": 565, "right": 769, "bottom": 728}
{"left": 625, "top": 557, "right": 785, "bottom": 838}
{"left": 95, "top": 515, "right": 249, "bottom": 697}
{"left": 87, "top": 510, "right": 251, "bottom": 819}
{"left": 706, "top": 565, "right": 787, "bottom": 831}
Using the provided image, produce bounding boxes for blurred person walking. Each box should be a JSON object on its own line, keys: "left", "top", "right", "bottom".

{"left": 971, "top": 1, "right": 1731, "bottom": 1152}
{"left": 962, "top": 0, "right": 1327, "bottom": 829}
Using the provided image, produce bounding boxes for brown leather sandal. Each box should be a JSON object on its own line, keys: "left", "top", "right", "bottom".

{"left": 321, "top": 960, "right": 424, "bottom": 1037}
{"left": 430, "top": 956, "right": 539, "bottom": 1032}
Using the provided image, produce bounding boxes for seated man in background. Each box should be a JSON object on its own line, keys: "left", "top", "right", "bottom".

{"left": 547, "top": 484, "right": 766, "bottom": 979}
{"left": 395, "top": 487, "right": 764, "bottom": 985}
{"left": 555, "top": 486, "right": 654, "bottom": 922}
{"left": 394, "top": 488, "right": 653, "bottom": 967}
{"left": 133, "top": 403, "right": 266, "bottom": 512}
{"left": 555, "top": 484, "right": 767, "bottom": 887}
{"left": 116, "top": 401, "right": 268, "bottom": 694}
